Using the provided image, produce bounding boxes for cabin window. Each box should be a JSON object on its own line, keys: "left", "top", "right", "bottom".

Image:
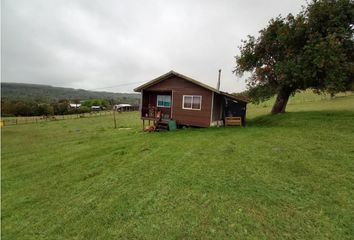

{"left": 157, "top": 95, "right": 171, "bottom": 108}
{"left": 183, "top": 95, "right": 202, "bottom": 110}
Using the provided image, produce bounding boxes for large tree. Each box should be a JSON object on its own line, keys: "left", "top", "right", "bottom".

{"left": 235, "top": 0, "right": 354, "bottom": 114}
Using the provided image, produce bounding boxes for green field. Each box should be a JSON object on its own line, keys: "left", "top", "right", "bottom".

{"left": 2, "top": 92, "right": 354, "bottom": 239}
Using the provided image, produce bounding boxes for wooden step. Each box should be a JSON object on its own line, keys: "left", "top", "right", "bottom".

{"left": 156, "top": 122, "right": 168, "bottom": 130}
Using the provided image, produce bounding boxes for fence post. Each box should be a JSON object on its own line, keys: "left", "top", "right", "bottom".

{"left": 113, "top": 110, "right": 117, "bottom": 129}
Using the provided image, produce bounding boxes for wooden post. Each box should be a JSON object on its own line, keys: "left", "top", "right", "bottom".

{"left": 113, "top": 110, "right": 117, "bottom": 129}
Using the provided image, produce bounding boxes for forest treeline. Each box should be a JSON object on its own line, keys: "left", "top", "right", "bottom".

{"left": 1, "top": 83, "right": 140, "bottom": 117}
{"left": 1, "top": 83, "right": 140, "bottom": 102}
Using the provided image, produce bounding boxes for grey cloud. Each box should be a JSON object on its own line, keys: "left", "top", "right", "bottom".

{"left": 2, "top": 0, "right": 303, "bottom": 93}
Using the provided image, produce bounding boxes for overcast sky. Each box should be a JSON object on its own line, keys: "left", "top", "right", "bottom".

{"left": 2, "top": 0, "right": 303, "bottom": 93}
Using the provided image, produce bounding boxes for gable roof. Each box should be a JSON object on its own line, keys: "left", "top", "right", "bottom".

{"left": 134, "top": 70, "right": 248, "bottom": 103}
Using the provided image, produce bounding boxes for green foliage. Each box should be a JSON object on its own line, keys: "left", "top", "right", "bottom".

{"left": 51, "top": 100, "right": 70, "bottom": 115}
{"left": 82, "top": 99, "right": 109, "bottom": 108}
{"left": 235, "top": 0, "right": 354, "bottom": 112}
{"left": 1, "top": 99, "right": 91, "bottom": 116}
{"left": 2, "top": 94, "right": 354, "bottom": 239}
{"left": 1, "top": 100, "right": 53, "bottom": 116}
{"left": 35, "top": 103, "right": 54, "bottom": 116}
{"left": 13, "top": 101, "right": 33, "bottom": 116}
{"left": 1, "top": 83, "right": 138, "bottom": 116}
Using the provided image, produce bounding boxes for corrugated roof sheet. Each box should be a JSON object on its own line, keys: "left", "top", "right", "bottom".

{"left": 134, "top": 70, "right": 248, "bottom": 103}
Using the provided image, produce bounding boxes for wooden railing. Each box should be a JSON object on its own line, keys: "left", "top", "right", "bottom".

{"left": 141, "top": 107, "right": 171, "bottom": 119}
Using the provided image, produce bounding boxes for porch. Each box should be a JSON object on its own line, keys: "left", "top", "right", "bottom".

{"left": 141, "top": 90, "right": 172, "bottom": 130}
{"left": 211, "top": 93, "right": 247, "bottom": 126}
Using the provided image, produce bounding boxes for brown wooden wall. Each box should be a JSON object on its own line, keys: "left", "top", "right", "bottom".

{"left": 145, "top": 76, "right": 213, "bottom": 127}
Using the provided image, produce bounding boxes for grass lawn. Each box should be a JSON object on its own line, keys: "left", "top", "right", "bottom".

{"left": 2, "top": 92, "right": 354, "bottom": 239}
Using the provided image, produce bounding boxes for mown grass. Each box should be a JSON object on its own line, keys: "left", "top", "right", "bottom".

{"left": 2, "top": 93, "right": 354, "bottom": 239}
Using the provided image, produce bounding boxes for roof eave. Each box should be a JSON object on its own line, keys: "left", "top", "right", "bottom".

{"left": 133, "top": 71, "right": 249, "bottom": 104}
{"left": 219, "top": 91, "right": 249, "bottom": 103}
{"left": 134, "top": 71, "right": 176, "bottom": 92}
{"left": 134, "top": 70, "right": 220, "bottom": 93}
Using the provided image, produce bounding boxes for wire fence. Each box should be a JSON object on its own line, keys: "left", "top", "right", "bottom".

{"left": 1, "top": 111, "right": 122, "bottom": 126}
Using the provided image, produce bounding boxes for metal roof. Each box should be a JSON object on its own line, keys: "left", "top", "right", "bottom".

{"left": 134, "top": 70, "right": 248, "bottom": 103}
{"left": 69, "top": 103, "right": 81, "bottom": 107}
{"left": 115, "top": 104, "right": 132, "bottom": 108}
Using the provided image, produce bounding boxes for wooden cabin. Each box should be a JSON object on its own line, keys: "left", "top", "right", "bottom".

{"left": 134, "top": 71, "right": 248, "bottom": 128}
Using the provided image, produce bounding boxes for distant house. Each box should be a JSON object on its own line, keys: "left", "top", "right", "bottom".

{"left": 69, "top": 103, "right": 81, "bottom": 109}
{"left": 114, "top": 104, "right": 132, "bottom": 112}
{"left": 91, "top": 105, "right": 101, "bottom": 111}
{"left": 134, "top": 70, "right": 248, "bottom": 128}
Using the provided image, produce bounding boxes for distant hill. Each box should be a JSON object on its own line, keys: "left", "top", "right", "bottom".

{"left": 1, "top": 82, "right": 140, "bottom": 104}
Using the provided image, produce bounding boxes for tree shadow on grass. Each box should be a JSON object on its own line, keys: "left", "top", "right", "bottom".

{"left": 247, "top": 110, "right": 354, "bottom": 128}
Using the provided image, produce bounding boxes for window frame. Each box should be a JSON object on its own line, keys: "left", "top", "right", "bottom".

{"left": 156, "top": 95, "right": 171, "bottom": 108}
{"left": 182, "top": 95, "right": 202, "bottom": 110}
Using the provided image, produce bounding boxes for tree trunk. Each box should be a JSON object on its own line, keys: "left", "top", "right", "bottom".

{"left": 271, "top": 90, "right": 291, "bottom": 114}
